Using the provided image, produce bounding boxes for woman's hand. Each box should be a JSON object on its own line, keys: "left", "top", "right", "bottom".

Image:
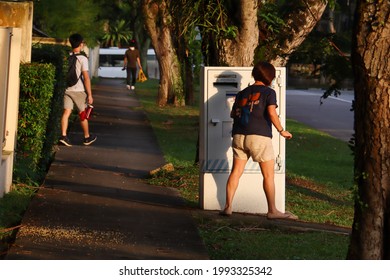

{"left": 280, "top": 130, "right": 292, "bottom": 139}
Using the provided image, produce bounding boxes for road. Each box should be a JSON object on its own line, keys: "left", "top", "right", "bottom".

{"left": 286, "top": 89, "right": 354, "bottom": 142}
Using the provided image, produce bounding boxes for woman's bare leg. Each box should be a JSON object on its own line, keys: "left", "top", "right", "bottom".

{"left": 260, "top": 160, "right": 298, "bottom": 219}
{"left": 259, "top": 160, "right": 282, "bottom": 215}
{"left": 221, "top": 158, "right": 247, "bottom": 215}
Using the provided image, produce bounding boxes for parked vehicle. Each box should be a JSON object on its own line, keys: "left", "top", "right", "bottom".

{"left": 98, "top": 48, "right": 157, "bottom": 78}
{"left": 98, "top": 48, "right": 126, "bottom": 78}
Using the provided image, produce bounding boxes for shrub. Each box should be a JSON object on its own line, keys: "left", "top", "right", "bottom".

{"left": 31, "top": 44, "right": 69, "bottom": 174}
{"left": 14, "top": 63, "right": 55, "bottom": 184}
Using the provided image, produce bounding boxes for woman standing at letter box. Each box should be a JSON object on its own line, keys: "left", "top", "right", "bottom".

{"left": 220, "top": 62, "right": 298, "bottom": 220}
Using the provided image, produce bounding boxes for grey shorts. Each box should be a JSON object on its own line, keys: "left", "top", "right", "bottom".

{"left": 232, "top": 134, "right": 275, "bottom": 162}
{"left": 64, "top": 91, "right": 87, "bottom": 112}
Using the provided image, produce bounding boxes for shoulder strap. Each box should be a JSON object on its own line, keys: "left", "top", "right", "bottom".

{"left": 68, "top": 52, "right": 84, "bottom": 85}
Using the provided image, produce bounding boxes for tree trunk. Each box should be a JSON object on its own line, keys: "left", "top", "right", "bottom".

{"left": 142, "top": 0, "right": 184, "bottom": 106}
{"left": 268, "top": 0, "right": 328, "bottom": 67}
{"left": 218, "top": 0, "right": 259, "bottom": 66}
{"left": 181, "top": 38, "right": 195, "bottom": 106}
{"left": 327, "top": 8, "right": 336, "bottom": 34}
{"left": 202, "top": 0, "right": 327, "bottom": 68}
{"left": 347, "top": 0, "right": 390, "bottom": 260}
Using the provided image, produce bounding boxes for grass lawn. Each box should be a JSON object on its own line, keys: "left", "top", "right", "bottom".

{"left": 136, "top": 79, "right": 354, "bottom": 260}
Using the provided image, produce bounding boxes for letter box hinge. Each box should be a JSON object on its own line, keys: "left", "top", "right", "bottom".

{"left": 276, "top": 155, "right": 282, "bottom": 169}
{"left": 276, "top": 75, "right": 282, "bottom": 87}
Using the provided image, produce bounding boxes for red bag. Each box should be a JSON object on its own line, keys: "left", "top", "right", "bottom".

{"left": 85, "top": 104, "right": 93, "bottom": 120}
{"left": 79, "top": 104, "right": 94, "bottom": 121}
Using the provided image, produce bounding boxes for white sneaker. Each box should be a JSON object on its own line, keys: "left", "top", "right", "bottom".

{"left": 131, "top": 85, "right": 135, "bottom": 90}
{"left": 126, "top": 85, "right": 130, "bottom": 90}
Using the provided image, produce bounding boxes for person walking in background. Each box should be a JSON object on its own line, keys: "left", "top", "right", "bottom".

{"left": 123, "top": 40, "right": 142, "bottom": 90}
{"left": 220, "top": 61, "right": 297, "bottom": 220}
{"left": 59, "top": 33, "right": 97, "bottom": 147}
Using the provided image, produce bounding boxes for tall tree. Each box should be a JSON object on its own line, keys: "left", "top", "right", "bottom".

{"left": 348, "top": 0, "right": 390, "bottom": 259}
{"left": 142, "top": 0, "right": 185, "bottom": 106}
{"left": 167, "top": 1, "right": 204, "bottom": 105}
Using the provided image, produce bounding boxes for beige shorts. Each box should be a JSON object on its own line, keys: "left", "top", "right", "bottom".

{"left": 64, "top": 91, "right": 87, "bottom": 112}
{"left": 232, "top": 134, "right": 275, "bottom": 162}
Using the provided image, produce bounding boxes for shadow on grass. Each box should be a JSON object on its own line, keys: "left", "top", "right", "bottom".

{"left": 287, "top": 177, "right": 352, "bottom": 207}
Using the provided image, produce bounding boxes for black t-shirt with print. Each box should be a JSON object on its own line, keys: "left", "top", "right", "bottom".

{"left": 231, "top": 84, "right": 277, "bottom": 138}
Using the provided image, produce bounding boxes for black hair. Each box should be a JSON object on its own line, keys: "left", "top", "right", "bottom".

{"left": 252, "top": 61, "right": 276, "bottom": 86}
{"left": 69, "top": 33, "right": 84, "bottom": 49}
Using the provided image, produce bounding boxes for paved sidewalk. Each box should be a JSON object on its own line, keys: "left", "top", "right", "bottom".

{"left": 6, "top": 79, "right": 209, "bottom": 260}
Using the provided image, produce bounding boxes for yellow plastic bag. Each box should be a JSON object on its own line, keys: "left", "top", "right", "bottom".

{"left": 137, "top": 69, "right": 147, "bottom": 83}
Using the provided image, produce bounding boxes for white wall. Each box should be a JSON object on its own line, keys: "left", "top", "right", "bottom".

{"left": 0, "top": 27, "right": 22, "bottom": 197}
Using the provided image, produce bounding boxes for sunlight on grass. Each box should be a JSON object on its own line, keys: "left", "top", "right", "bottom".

{"left": 286, "top": 119, "right": 354, "bottom": 189}
{"left": 285, "top": 119, "right": 354, "bottom": 227}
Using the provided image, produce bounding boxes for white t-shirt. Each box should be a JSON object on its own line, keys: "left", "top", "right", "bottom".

{"left": 66, "top": 53, "right": 89, "bottom": 92}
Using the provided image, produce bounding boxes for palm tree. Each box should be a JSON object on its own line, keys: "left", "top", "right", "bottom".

{"left": 101, "top": 19, "right": 132, "bottom": 47}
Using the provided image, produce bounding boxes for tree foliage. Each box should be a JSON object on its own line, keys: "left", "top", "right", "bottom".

{"left": 33, "top": 0, "right": 103, "bottom": 46}
{"left": 33, "top": 0, "right": 347, "bottom": 106}
{"left": 101, "top": 19, "right": 132, "bottom": 47}
{"left": 257, "top": 0, "right": 328, "bottom": 66}
{"left": 96, "top": 0, "right": 135, "bottom": 47}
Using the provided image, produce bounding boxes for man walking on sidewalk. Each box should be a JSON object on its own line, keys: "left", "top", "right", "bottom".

{"left": 123, "top": 39, "right": 142, "bottom": 91}
{"left": 59, "top": 33, "right": 97, "bottom": 147}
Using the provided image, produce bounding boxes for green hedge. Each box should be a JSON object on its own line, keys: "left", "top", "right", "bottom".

{"left": 13, "top": 44, "right": 71, "bottom": 184}
{"left": 30, "top": 44, "right": 69, "bottom": 173}
{"left": 14, "top": 63, "right": 56, "bottom": 184}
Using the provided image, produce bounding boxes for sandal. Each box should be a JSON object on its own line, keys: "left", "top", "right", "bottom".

{"left": 267, "top": 211, "right": 298, "bottom": 220}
